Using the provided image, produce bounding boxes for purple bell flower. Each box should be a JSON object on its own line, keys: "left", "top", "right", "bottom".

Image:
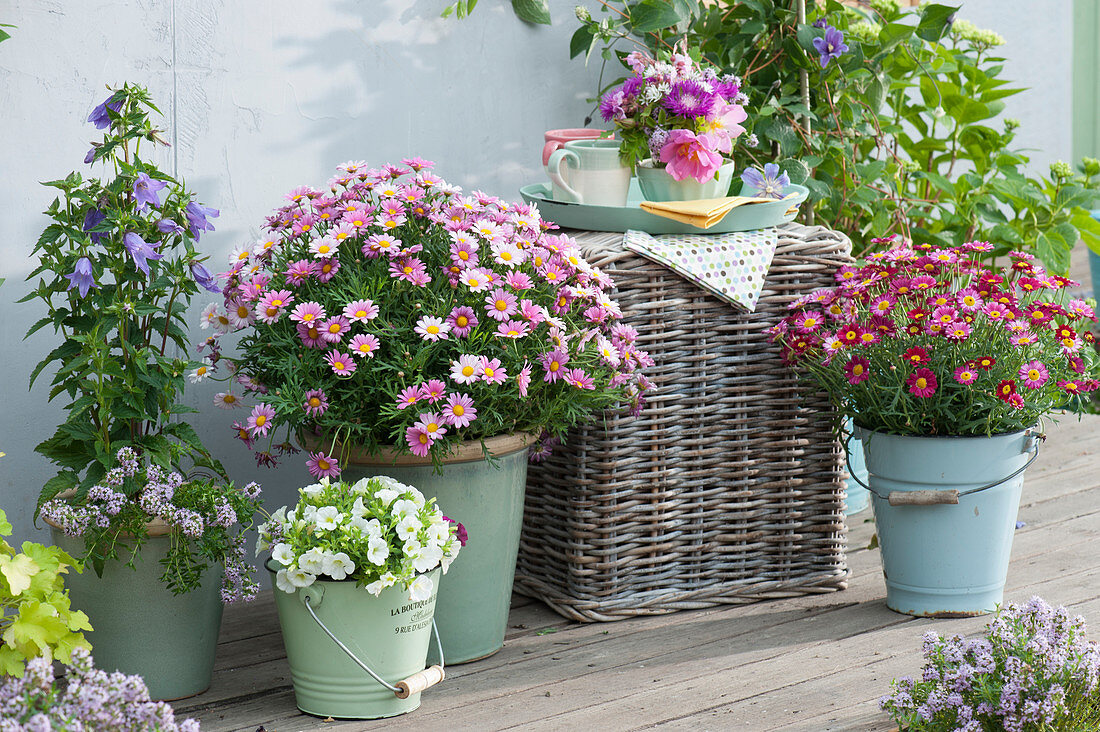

{"left": 82, "top": 208, "right": 107, "bottom": 244}
{"left": 185, "top": 201, "right": 220, "bottom": 240}
{"left": 87, "top": 94, "right": 122, "bottom": 130}
{"left": 133, "top": 172, "right": 167, "bottom": 211}
{"left": 190, "top": 262, "right": 222, "bottom": 293}
{"left": 123, "top": 232, "right": 164, "bottom": 276}
{"left": 64, "top": 256, "right": 98, "bottom": 298}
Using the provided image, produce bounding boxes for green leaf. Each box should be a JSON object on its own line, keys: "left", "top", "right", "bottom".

{"left": 630, "top": 0, "right": 683, "bottom": 32}
{"left": 916, "top": 4, "right": 959, "bottom": 43}
{"left": 866, "top": 75, "right": 885, "bottom": 113}
{"left": 512, "top": 0, "right": 550, "bottom": 25}
{"left": 1071, "top": 208, "right": 1100, "bottom": 255}
{"left": 0, "top": 509, "right": 10, "bottom": 537}
{"left": 569, "top": 25, "right": 597, "bottom": 60}
{"left": 0, "top": 553, "right": 39, "bottom": 595}
{"left": 779, "top": 158, "right": 810, "bottom": 185}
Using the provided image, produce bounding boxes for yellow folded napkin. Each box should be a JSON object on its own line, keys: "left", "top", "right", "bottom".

{"left": 639, "top": 193, "right": 797, "bottom": 229}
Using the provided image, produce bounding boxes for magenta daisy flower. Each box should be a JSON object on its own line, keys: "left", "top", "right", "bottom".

{"left": 1010, "top": 332, "right": 1037, "bottom": 347}
{"left": 285, "top": 259, "right": 317, "bottom": 286}
{"left": 496, "top": 320, "right": 530, "bottom": 339}
{"left": 539, "top": 348, "right": 569, "bottom": 383}
{"left": 442, "top": 393, "right": 477, "bottom": 428}
{"left": 343, "top": 299, "right": 378, "bottom": 323}
{"left": 302, "top": 389, "right": 329, "bottom": 418}
{"left": 320, "top": 316, "right": 351, "bottom": 344}
{"left": 306, "top": 451, "right": 342, "bottom": 479}
{"left": 479, "top": 357, "right": 507, "bottom": 385}
{"left": 450, "top": 355, "right": 481, "bottom": 385}
{"left": 517, "top": 362, "right": 532, "bottom": 397}
{"left": 843, "top": 355, "right": 870, "bottom": 385}
{"left": 290, "top": 301, "right": 326, "bottom": 326}
{"left": 390, "top": 257, "right": 430, "bottom": 285}
{"left": 297, "top": 323, "right": 325, "bottom": 349}
{"left": 317, "top": 257, "right": 341, "bottom": 283}
{"left": 953, "top": 365, "right": 978, "bottom": 385}
{"left": 247, "top": 403, "right": 276, "bottom": 438}
{"left": 396, "top": 385, "right": 421, "bottom": 410}
{"left": 349, "top": 333, "right": 380, "bottom": 358}
{"left": 325, "top": 350, "right": 356, "bottom": 376}
{"left": 405, "top": 425, "right": 433, "bottom": 457}
{"left": 1019, "top": 361, "right": 1049, "bottom": 389}
{"left": 505, "top": 271, "right": 534, "bottom": 291}
{"left": 256, "top": 290, "right": 294, "bottom": 325}
{"left": 415, "top": 315, "right": 451, "bottom": 342}
{"left": 794, "top": 311, "right": 824, "bottom": 334}
{"left": 484, "top": 288, "right": 518, "bottom": 321}
{"left": 943, "top": 321, "right": 971, "bottom": 342}
{"left": 422, "top": 379, "right": 447, "bottom": 404}
{"left": 869, "top": 295, "right": 895, "bottom": 315}
{"left": 563, "top": 367, "right": 596, "bottom": 390}
{"left": 983, "top": 301, "right": 1013, "bottom": 322}
{"left": 447, "top": 306, "right": 478, "bottom": 338}
{"left": 907, "top": 368, "right": 937, "bottom": 398}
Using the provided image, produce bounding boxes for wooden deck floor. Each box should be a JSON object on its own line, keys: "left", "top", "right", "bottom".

{"left": 178, "top": 413, "right": 1100, "bottom": 732}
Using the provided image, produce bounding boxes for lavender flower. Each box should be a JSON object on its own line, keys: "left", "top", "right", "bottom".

{"left": 813, "top": 25, "right": 849, "bottom": 68}
{"left": 123, "top": 231, "right": 164, "bottom": 276}
{"left": 63, "top": 256, "right": 98, "bottom": 298}
{"left": 132, "top": 172, "right": 167, "bottom": 211}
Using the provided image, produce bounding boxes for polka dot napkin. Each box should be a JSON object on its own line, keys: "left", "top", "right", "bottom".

{"left": 622, "top": 228, "right": 778, "bottom": 313}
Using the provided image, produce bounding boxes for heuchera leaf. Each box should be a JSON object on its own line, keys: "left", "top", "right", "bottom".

{"left": 0, "top": 554, "right": 39, "bottom": 595}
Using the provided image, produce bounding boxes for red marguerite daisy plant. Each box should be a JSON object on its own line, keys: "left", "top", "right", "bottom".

{"left": 770, "top": 236, "right": 1100, "bottom": 436}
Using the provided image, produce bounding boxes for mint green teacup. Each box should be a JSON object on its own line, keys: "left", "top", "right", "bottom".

{"left": 547, "top": 140, "right": 631, "bottom": 207}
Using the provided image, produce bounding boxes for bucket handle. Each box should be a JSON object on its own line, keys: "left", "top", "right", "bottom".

{"left": 842, "top": 428, "right": 1044, "bottom": 506}
{"left": 302, "top": 593, "right": 445, "bottom": 699}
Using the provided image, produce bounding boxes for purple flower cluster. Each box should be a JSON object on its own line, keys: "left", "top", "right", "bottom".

{"left": 882, "top": 596, "right": 1100, "bottom": 731}
{"left": 0, "top": 649, "right": 199, "bottom": 730}
{"left": 221, "top": 533, "right": 259, "bottom": 603}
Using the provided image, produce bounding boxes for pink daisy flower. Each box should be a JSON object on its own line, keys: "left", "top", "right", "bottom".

{"left": 343, "top": 299, "right": 378, "bottom": 323}
{"left": 447, "top": 306, "right": 478, "bottom": 338}
{"left": 492, "top": 240, "right": 525, "bottom": 268}
{"left": 496, "top": 320, "right": 530, "bottom": 339}
{"left": 484, "top": 288, "right": 518, "bottom": 321}
{"left": 518, "top": 299, "right": 545, "bottom": 325}
{"left": 442, "top": 393, "right": 477, "bottom": 428}
{"left": 317, "top": 257, "right": 340, "bottom": 283}
{"left": 308, "top": 237, "right": 340, "bottom": 259}
{"left": 306, "top": 451, "right": 341, "bottom": 479}
{"left": 517, "top": 362, "right": 532, "bottom": 397}
{"left": 450, "top": 355, "right": 481, "bottom": 385}
{"left": 390, "top": 257, "right": 431, "bottom": 286}
{"left": 505, "top": 271, "right": 534, "bottom": 291}
{"left": 302, "top": 389, "right": 328, "bottom": 418}
{"left": 461, "top": 268, "right": 492, "bottom": 292}
{"left": 285, "top": 259, "right": 317, "bottom": 286}
{"left": 349, "top": 333, "right": 380, "bottom": 358}
{"left": 563, "top": 367, "right": 595, "bottom": 390}
{"left": 931, "top": 305, "right": 958, "bottom": 325}
{"left": 329, "top": 222, "right": 357, "bottom": 243}
{"left": 541, "top": 263, "right": 566, "bottom": 285}
{"left": 1019, "top": 361, "right": 1049, "bottom": 389}
{"left": 449, "top": 239, "right": 480, "bottom": 269}
{"left": 341, "top": 209, "right": 372, "bottom": 229}
{"left": 396, "top": 385, "right": 421, "bottom": 410}
{"left": 226, "top": 299, "right": 254, "bottom": 329}
{"left": 422, "top": 379, "right": 447, "bottom": 404}
{"left": 943, "top": 321, "right": 971, "bottom": 342}
{"left": 479, "top": 357, "right": 507, "bottom": 385}
{"left": 415, "top": 315, "right": 451, "bottom": 342}
{"left": 1010, "top": 332, "right": 1038, "bottom": 347}
{"left": 869, "top": 295, "right": 895, "bottom": 315}
{"left": 953, "top": 365, "right": 978, "bottom": 385}
{"left": 325, "top": 350, "right": 356, "bottom": 376}
{"left": 247, "top": 403, "right": 276, "bottom": 438}
{"left": 363, "top": 234, "right": 401, "bottom": 259}
{"left": 414, "top": 412, "right": 448, "bottom": 442}
{"left": 983, "top": 301, "right": 1013, "bottom": 322}
{"left": 320, "top": 316, "right": 351, "bottom": 344}
{"left": 297, "top": 323, "right": 325, "bottom": 349}
{"left": 539, "top": 349, "right": 569, "bottom": 383}
{"left": 405, "top": 425, "right": 433, "bottom": 457}
{"left": 290, "top": 301, "right": 326, "bottom": 326}
{"left": 255, "top": 290, "right": 294, "bottom": 325}
{"left": 907, "top": 368, "right": 937, "bottom": 398}
{"left": 844, "top": 356, "right": 870, "bottom": 385}
{"left": 794, "top": 312, "right": 824, "bottom": 334}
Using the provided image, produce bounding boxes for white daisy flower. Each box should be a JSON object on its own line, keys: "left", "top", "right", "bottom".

{"left": 213, "top": 391, "right": 244, "bottom": 409}
{"left": 188, "top": 357, "right": 214, "bottom": 383}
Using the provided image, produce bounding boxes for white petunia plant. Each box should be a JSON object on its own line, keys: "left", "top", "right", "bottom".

{"left": 257, "top": 475, "right": 462, "bottom": 601}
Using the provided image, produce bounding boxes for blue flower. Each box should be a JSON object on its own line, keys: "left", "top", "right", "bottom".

{"left": 123, "top": 232, "right": 163, "bottom": 276}
{"left": 64, "top": 257, "right": 98, "bottom": 298}
{"left": 741, "top": 163, "right": 790, "bottom": 199}
{"left": 190, "top": 262, "right": 222, "bottom": 294}
{"left": 133, "top": 173, "right": 167, "bottom": 211}
{"left": 813, "top": 25, "right": 849, "bottom": 68}
{"left": 87, "top": 94, "right": 122, "bottom": 130}
{"left": 82, "top": 208, "right": 107, "bottom": 244}
{"left": 185, "top": 201, "right": 220, "bottom": 240}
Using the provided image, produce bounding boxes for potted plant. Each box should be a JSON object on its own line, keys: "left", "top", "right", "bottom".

{"left": 257, "top": 475, "right": 461, "bottom": 719}
{"left": 597, "top": 42, "right": 749, "bottom": 201}
{"left": 881, "top": 596, "right": 1100, "bottom": 730}
{"left": 199, "top": 159, "right": 650, "bottom": 662}
{"left": 771, "top": 238, "right": 1100, "bottom": 616}
{"left": 22, "top": 84, "right": 263, "bottom": 699}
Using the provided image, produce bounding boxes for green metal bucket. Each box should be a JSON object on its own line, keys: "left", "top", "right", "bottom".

{"left": 50, "top": 529, "right": 224, "bottom": 700}
{"left": 269, "top": 562, "right": 440, "bottom": 719}
{"left": 857, "top": 427, "right": 1039, "bottom": 617}
{"left": 332, "top": 432, "right": 531, "bottom": 664}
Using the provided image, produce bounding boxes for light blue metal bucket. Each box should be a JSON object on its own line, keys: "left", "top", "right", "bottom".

{"left": 1089, "top": 209, "right": 1100, "bottom": 296}
{"left": 843, "top": 418, "right": 870, "bottom": 516}
{"left": 856, "top": 427, "right": 1040, "bottom": 617}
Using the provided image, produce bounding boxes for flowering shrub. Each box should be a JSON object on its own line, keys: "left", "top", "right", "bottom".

{"left": 598, "top": 43, "right": 748, "bottom": 182}
{"left": 881, "top": 596, "right": 1100, "bottom": 731}
{"left": 257, "top": 476, "right": 462, "bottom": 602}
{"left": 199, "top": 160, "right": 650, "bottom": 475}
{"left": 770, "top": 238, "right": 1100, "bottom": 436}
{"left": 39, "top": 448, "right": 263, "bottom": 601}
{"left": 23, "top": 83, "right": 224, "bottom": 508}
{"left": 0, "top": 649, "right": 199, "bottom": 730}
{"left": 0, "top": 509, "right": 91, "bottom": 676}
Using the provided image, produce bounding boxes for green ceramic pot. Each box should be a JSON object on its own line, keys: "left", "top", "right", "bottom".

{"left": 269, "top": 561, "right": 440, "bottom": 719}
{"left": 635, "top": 159, "right": 736, "bottom": 202}
{"left": 50, "top": 528, "right": 224, "bottom": 700}
{"left": 318, "top": 432, "right": 532, "bottom": 664}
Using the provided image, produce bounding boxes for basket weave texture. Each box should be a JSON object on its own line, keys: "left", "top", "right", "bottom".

{"left": 517, "top": 222, "right": 854, "bottom": 622}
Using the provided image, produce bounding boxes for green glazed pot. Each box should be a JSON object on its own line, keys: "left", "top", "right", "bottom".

{"left": 635, "top": 159, "right": 736, "bottom": 202}
{"left": 319, "top": 432, "right": 532, "bottom": 664}
{"left": 50, "top": 528, "right": 224, "bottom": 700}
{"left": 269, "top": 561, "right": 440, "bottom": 719}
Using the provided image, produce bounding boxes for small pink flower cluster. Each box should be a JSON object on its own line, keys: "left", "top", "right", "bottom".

{"left": 770, "top": 237, "right": 1100, "bottom": 435}
{"left": 199, "top": 159, "right": 651, "bottom": 475}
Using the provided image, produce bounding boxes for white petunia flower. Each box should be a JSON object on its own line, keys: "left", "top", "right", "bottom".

{"left": 407, "top": 574, "right": 434, "bottom": 602}
{"left": 270, "top": 506, "right": 289, "bottom": 530}
{"left": 351, "top": 478, "right": 372, "bottom": 495}
{"left": 314, "top": 506, "right": 342, "bottom": 532}
{"left": 323, "top": 551, "right": 355, "bottom": 580}
{"left": 403, "top": 537, "right": 423, "bottom": 558}
{"left": 412, "top": 545, "right": 443, "bottom": 574}
{"left": 275, "top": 569, "right": 296, "bottom": 593}
{"left": 350, "top": 497, "right": 369, "bottom": 518}
{"left": 406, "top": 487, "right": 426, "bottom": 506}
{"left": 301, "top": 505, "right": 319, "bottom": 524}
{"left": 426, "top": 521, "right": 450, "bottom": 547}
{"left": 298, "top": 548, "right": 326, "bottom": 575}
{"left": 365, "top": 571, "right": 398, "bottom": 596}
{"left": 255, "top": 531, "right": 272, "bottom": 555}
{"left": 367, "top": 536, "right": 390, "bottom": 566}
{"left": 287, "top": 568, "right": 316, "bottom": 589}
{"left": 440, "top": 543, "right": 461, "bottom": 574}
{"left": 396, "top": 515, "right": 421, "bottom": 542}
{"left": 271, "top": 543, "right": 295, "bottom": 566}
{"left": 302, "top": 482, "right": 326, "bottom": 498}
{"left": 392, "top": 499, "right": 419, "bottom": 520}
{"left": 375, "top": 487, "right": 400, "bottom": 507}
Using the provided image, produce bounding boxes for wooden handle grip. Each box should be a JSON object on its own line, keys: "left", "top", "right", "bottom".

{"left": 888, "top": 490, "right": 959, "bottom": 506}
{"left": 395, "top": 664, "right": 445, "bottom": 699}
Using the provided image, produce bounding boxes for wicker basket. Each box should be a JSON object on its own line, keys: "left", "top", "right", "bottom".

{"left": 516, "top": 222, "right": 854, "bottom": 622}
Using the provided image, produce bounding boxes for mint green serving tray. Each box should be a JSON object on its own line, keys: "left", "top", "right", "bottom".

{"left": 520, "top": 181, "right": 808, "bottom": 234}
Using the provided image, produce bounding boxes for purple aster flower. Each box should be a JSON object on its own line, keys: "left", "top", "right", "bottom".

{"left": 741, "top": 163, "right": 790, "bottom": 199}
{"left": 813, "top": 25, "right": 849, "bottom": 68}
{"left": 663, "top": 80, "right": 717, "bottom": 118}
{"left": 132, "top": 172, "right": 167, "bottom": 211}
{"left": 621, "top": 76, "right": 643, "bottom": 98}
{"left": 87, "top": 93, "right": 122, "bottom": 129}
{"left": 185, "top": 201, "right": 219, "bottom": 239}
{"left": 812, "top": 17, "right": 827, "bottom": 28}
{"left": 190, "top": 262, "right": 222, "bottom": 293}
{"left": 122, "top": 231, "right": 163, "bottom": 276}
{"left": 157, "top": 218, "right": 185, "bottom": 236}
{"left": 599, "top": 88, "right": 628, "bottom": 122}
{"left": 64, "top": 256, "right": 98, "bottom": 297}
{"left": 82, "top": 207, "right": 107, "bottom": 244}
{"left": 713, "top": 75, "right": 741, "bottom": 101}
